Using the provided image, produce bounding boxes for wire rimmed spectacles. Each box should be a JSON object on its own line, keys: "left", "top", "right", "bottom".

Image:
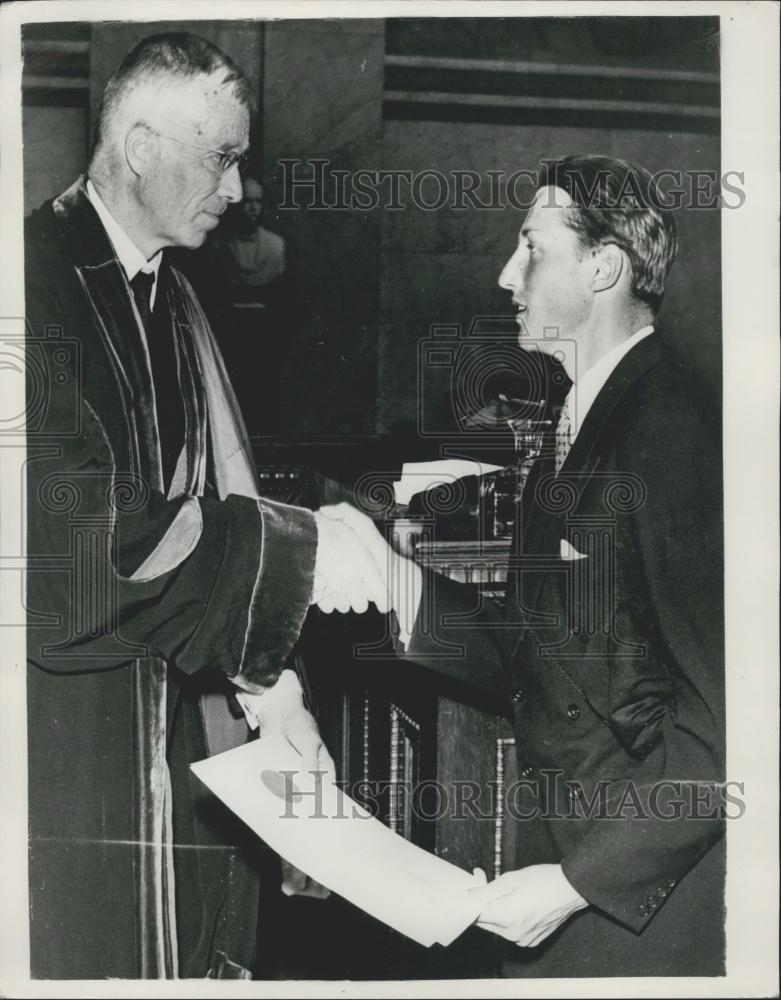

{"left": 149, "top": 128, "right": 250, "bottom": 175}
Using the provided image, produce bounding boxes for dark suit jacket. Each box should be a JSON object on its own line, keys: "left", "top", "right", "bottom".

{"left": 406, "top": 334, "right": 725, "bottom": 976}
{"left": 24, "top": 177, "right": 317, "bottom": 978}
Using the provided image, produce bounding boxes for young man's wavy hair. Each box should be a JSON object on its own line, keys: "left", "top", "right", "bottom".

{"left": 540, "top": 154, "right": 678, "bottom": 314}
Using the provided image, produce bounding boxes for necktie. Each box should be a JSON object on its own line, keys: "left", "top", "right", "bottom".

{"left": 554, "top": 395, "right": 573, "bottom": 475}
{"left": 131, "top": 268, "right": 184, "bottom": 488}
{"left": 130, "top": 269, "right": 154, "bottom": 331}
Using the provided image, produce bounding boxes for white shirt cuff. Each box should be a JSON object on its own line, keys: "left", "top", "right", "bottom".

{"left": 234, "top": 669, "right": 303, "bottom": 731}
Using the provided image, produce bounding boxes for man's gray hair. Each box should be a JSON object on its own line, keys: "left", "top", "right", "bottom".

{"left": 91, "top": 32, "right": 254, "bottom": 158}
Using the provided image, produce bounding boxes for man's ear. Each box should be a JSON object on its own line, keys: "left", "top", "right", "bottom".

{"left": 125, "top": 125, "right": 153, "bottom": 178}
{"left": 591, "top": 243, "right": 625, "bottom": 294}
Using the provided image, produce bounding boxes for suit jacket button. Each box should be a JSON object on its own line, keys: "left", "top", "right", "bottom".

{"left": 512, "top": 688, "right": 526, "bottom": 703}
{"left": 648, "top": 897, "right": 658, "bottom": 909}
{"left": 521, "top": 764, "right": 535, "bottom": 778}
{"left": 639, "top": 904, "right": 649, "bottom": 917}
{"left": 566, "top": 703, "right": 580, "bottom": 720}
{"left": 658, "top": 887, "right": 668, "bottom": 898}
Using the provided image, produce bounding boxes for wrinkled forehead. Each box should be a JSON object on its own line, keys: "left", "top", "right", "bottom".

{"left": 153, "top": 72, "right": 249, "bottom": 145}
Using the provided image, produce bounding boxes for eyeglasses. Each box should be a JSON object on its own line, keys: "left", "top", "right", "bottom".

{"left": 149, "top": 128, "right": 250, "bottom": 175}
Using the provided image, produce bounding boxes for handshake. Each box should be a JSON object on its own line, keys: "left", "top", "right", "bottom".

{"left": 311, "top": 503, "right": 421, "bottom": 633}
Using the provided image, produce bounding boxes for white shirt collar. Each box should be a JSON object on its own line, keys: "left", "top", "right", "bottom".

{"left": 86, "top": 178, "right": 163, "bottom": 303}
{"left": 564, "top": 325, "right": 655, "bottom": 443}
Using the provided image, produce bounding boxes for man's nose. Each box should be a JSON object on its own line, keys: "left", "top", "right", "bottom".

{"left": 218, "top": 163, "right": 244, "bottom": 203}
{"left": 498, "top": 251, "right": 522, "bottom": 292}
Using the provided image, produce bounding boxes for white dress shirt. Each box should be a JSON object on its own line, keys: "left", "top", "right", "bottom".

{"left": 86, "top": 178, "right": 163, "bottom": 307}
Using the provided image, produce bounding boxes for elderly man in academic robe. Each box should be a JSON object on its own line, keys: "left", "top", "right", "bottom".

{"left": 24, "top": 33, "right": 385, "bottom": 980}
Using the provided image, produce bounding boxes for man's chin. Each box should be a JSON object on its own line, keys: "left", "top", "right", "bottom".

{"left": 179, "top": 229, "right": 210, "bottom": 250}
{"left": 532, "top": 340, "right": 560, "bottom": 356}
{"left": 517, "top": 333, "right": 565, "bottom": 357}
{"left": 194, "top": 213, "right": 222, "bottom": 238}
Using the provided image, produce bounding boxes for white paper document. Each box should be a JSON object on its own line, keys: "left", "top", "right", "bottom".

{"left": 393, "top": 459, "right": 504, "bottom": 506}
{"left": 191, "top": 735, "right": 483, "bottom": 947}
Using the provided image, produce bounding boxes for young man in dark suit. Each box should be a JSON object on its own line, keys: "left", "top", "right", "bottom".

{"left": 325, "top": 154, "right": 725, "bottom": 977}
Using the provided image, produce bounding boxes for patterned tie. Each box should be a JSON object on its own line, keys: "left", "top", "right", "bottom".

{"left": 554, "top": 394, "right": 573, "bottom": 475}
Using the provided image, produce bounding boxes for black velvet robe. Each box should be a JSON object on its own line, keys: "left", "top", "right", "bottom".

{"left": 24, "top": 177, "right": 317, "bottom": 979}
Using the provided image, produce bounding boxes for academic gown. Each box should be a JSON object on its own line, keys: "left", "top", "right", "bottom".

{"left": 24, "top": 176, "right": 317, "bottom": 979}
{"left": 405, "top": 335, "right": 726, "bottom": 977}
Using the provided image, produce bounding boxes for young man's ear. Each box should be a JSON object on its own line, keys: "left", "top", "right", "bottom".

{"left": 591, "top": 242, "right": 625, "bottom": 293}
{"left": 125, "top": 125, "right": 153, "bottom": 178}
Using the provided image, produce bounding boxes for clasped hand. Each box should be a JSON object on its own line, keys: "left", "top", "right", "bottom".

{"left": 312, "top": 503, "right": 398, "bottom": 615}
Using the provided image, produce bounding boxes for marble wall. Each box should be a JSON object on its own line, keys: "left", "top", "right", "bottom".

{"left": 23, "top": 106, "right": 88, "bottom": 215}
{"left": 256, "top": 19, "right": 722, "bottom": 437}
{"left": 261, "top": 19, "right": 385, "bottom": 436}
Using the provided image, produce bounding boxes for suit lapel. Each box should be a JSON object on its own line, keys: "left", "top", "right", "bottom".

{"left": 558, "top": 334, "right": 666, "bottom": 480}
{"left": 506, "top": 335, "right": 668, "bottom": 625}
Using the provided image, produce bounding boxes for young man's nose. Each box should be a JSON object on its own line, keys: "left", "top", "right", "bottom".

{"left": 498, "top": 253, "right": 523, "bottom": 292}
